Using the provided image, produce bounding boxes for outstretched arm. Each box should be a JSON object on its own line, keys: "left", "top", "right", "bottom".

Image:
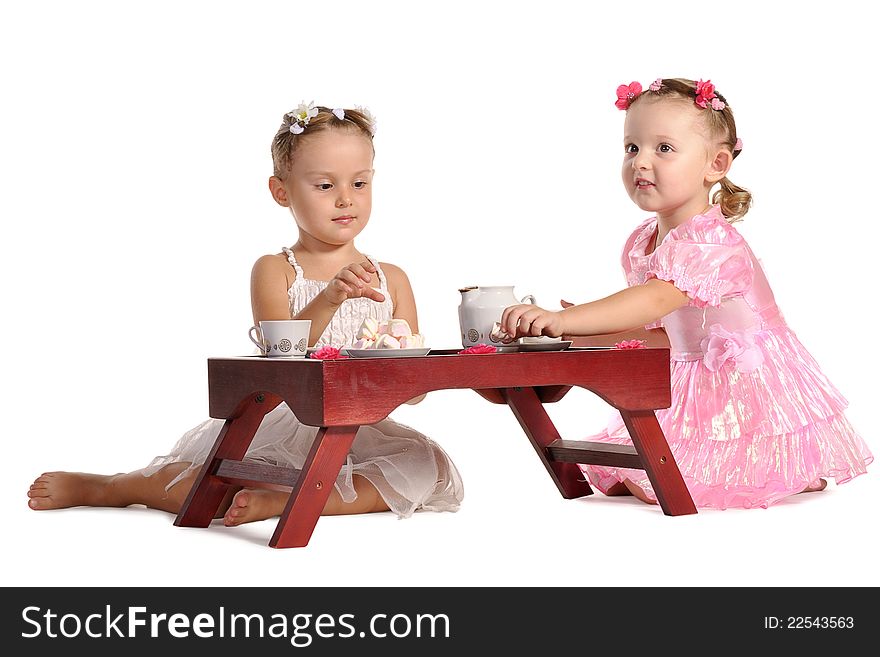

{"left": 501, "top": 278, "right": 689, "bottom": 338}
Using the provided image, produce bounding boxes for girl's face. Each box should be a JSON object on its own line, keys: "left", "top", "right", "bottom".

{"left": 621, "top": 98, "right": 726, "bottom": 226}
{"left": 274, "top": 128, "right": 375, "bottom": 247}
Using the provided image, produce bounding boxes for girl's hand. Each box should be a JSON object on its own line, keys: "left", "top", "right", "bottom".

{"left": 500, "top": 304, "right": 565, "bottom": 339}
{"left": 323, "top": 261, "right": 386, "bottom": 306}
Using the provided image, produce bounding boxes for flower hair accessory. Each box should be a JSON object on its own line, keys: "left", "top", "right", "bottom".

{"left": 355, "top": 105, "right": 377, "bottom": 135}
{"left": 695, "top": 79, "right": 725, "bottom": 110}
{"left": 617, "top": 78, "right": 727, "bottom": 112}
{"left": 615, "top": 81, "right": 643, "bottom": 110}
{"left": 734, "top": 138, "right": 743, "bottom": 152}
{"left": 287, "top": 101, "right": 319, "bottom": 134}
{"left": 283, "top": 103, "right": 377, "bottom": 137}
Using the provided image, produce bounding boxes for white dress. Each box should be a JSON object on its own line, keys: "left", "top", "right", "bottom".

{"left": 143, "top": 249, "right": 464, "bottom": 518}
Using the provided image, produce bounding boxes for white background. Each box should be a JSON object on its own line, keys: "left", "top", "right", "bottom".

{"left": 2, "top": 0, "right": 877, "bottom": 587}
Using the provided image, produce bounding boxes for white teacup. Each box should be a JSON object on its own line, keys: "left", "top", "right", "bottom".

{"left": 248, "top": 320, "right": 311, "bottom": 358}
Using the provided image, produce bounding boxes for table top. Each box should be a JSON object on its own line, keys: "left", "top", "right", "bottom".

{"left": 207, "top": 347, "right": 671, "bottom": 425}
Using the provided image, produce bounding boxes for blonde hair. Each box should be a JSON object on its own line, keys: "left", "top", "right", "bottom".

{"left": 631, "top": 78, "right": 752, "bottom": 222}
{"left": 271, "top": 106, "right": 375, "bottom": 179}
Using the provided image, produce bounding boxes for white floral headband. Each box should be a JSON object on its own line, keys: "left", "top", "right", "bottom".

{"left": 285, "top": 101, "right": 377, "bottom": 136}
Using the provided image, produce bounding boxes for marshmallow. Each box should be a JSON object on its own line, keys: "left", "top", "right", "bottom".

{"left": 374, "top": 334, "right": 402, "bottom": 349}
{"left": 358, "top": 317, "right": 380, "bottom": 340}
{"left": 353, "top": 317, "right": 426, "bottom": 350}
{"left": 490, "top": 321, "right": 511, "bottom": 342}
{"left": 387, "top": 319, "right": 413, "bottom": 338}
{"left": 399, "top": 334, "right": 424, "bottom": 349}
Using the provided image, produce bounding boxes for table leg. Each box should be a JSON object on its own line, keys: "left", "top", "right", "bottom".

{"left": 175, "top": 392, "right": 282, "bottom": 528}
{"left": 618, "top": 409, "right": 697, "bottom": 516}
{"left": 502, "top": 387, "right": 594, "bottom": 499}
{"left": 269, "top": 425, "right": 359, "bottom": 548}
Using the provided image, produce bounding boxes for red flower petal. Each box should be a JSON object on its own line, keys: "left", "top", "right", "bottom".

{"left": 458, "top": 344, "right": 498, "bottom": 355}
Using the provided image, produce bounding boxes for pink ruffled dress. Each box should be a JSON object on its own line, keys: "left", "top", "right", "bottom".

{"left": 580, "top": 206, "right": 873, "bottom": 509}
{"left": 143, "top": 249, "right": 464, "bottom": 518}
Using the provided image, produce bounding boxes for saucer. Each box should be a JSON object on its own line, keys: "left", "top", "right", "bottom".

{"left": 344, "top": 348, "right": 431, "bottom": 359}
{"left": 517, "top": 340, "right": 572, "bottom": 352}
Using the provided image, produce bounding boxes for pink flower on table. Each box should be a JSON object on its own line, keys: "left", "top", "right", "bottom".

{"left": 614, "top": 339, "right": 647, "bottom": 349}
{"left": 615, "top": 81, "right": 643, "bottom": 110}
{"left": 459, "top": 344, "right": 498, "bottom": 355}
{"left": 700, "top": 324, "right": 764, "bottom": 373}
{"left": 309, "top": 346, "right": 349, "bottom": 360}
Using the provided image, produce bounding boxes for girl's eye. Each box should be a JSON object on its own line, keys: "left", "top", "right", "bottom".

{"left": 625, "top": 144, "right": 638, "bottom": 154}
{"left": 317, "top": 183, "right": 333, "bottom": 191}
{"left": 658, "top": 144, "right": 673, "bottom": 153}
{"left": 353, "top": 181, "right": 368, "bottom": 189}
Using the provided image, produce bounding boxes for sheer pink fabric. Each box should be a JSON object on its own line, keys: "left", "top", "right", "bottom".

{"left": 581, "top": 206, "right": 872, "bottom": 509}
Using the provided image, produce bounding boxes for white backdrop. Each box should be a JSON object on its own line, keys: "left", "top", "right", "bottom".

{"left": 2, "top": 1, "right": 877, "bottom": 587}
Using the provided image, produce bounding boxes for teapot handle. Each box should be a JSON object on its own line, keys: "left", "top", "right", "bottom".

{"left": 520, "top": 294, "right": 536, "bottom": 305}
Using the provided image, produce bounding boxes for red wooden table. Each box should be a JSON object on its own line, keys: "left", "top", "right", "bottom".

{"left": 174, "top": 347, "right": 696, "bottom": 548}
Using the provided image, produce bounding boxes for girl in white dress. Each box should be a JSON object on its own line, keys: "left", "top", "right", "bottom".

{"left": 27, "top": 104, "right": 464, "bottom": 525}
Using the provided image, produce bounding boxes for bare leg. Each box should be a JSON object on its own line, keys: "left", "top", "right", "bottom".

{"left": 223, "top": 474, "right": 389, "bottom": 526}
{"left": 27, "top": 464, "right": 237, "bottom": 518}
{"left": 29, "top": 465, "right": 390, "bottom": 525}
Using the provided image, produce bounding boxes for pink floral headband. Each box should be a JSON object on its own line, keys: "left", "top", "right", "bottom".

{"left": 616, "top": 78, "right": 742, "bottom": 153}
{"left": 615, "top": 78, "right": 725, "bottom": 111}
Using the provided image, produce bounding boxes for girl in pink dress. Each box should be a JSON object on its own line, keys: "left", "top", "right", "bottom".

{"left": 500, "top": 77, "right": 872, "bottom": 509}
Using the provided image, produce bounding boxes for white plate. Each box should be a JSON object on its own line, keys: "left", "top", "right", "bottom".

{"left": 517, "top": 340, "right": 572, "bottom": 352}
{"left": 344, "top": 348, "right": 431, "bottom": 359}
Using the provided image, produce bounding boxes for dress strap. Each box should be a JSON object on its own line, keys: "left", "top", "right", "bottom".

{"left": 364, "top": 254, "right": 388, "bottom": 290}
{"left": 281, "top": 247, "right": 387, "bottom": 289}
{"left": 281, "top": 246, "right": 305, "bottom": 280}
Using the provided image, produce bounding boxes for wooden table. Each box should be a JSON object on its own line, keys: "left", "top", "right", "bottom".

{"left": 175, "top": 347, "right": 696, "bottom": 548}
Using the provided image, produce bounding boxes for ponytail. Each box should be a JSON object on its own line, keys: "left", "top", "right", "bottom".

{"left": 713, "top": 177, "right": 751, "bottom": 222}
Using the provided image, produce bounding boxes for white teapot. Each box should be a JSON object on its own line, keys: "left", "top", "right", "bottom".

{"left": 458, "top": 286, "right": 536, "bottom": 348}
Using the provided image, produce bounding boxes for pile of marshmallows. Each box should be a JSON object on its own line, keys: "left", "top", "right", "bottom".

{"left": 352, "top": 318, "right": 426, "bottom": 350}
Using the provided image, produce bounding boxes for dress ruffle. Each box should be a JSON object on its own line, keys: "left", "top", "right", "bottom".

{"left": 642, "top": 211, "right": 754, "bottom": 308}
{"left": 671, "top": 327, "right": 850, "bottom": 440}
{"left": 581, "top": 408, "right": 872, "bottom": 509}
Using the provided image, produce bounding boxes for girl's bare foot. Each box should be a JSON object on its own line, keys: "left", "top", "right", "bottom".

{"left": 604, "top": 481, "right": 634, "bottom": 496}
{"left": 623, "top": 479, "right": 658, "bottom": 505}
{"left": 223, "top": 489, "right": 290, "bottom": 526}
{"left": 223, "top": 475, "right": 391, "bottom": 526}
{"left": 27, "top": 463, "right": 198, "bottom": 515}
{"left": 28, "top": 472, "right": 123, "bottom": 510}
{"left": 800, "top": 478, "right": 827, "bottom": 494}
